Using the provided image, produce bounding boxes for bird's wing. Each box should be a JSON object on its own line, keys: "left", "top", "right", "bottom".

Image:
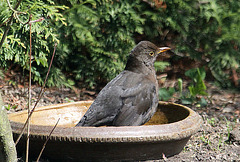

{"left": 112, "top": 77, "right": 158, "bottom": 126}
{"left": 76, "top": 71, "right": 158, "bottom": 126}
{"left": 76, "top": 71, "right": 131, "bottom": 126}
{"left": 76, "top": 85, "right": 123, "bottom": 126}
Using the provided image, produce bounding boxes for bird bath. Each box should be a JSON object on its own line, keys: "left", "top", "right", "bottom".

{"left": 9, "top": 101, "right": 202, "bottom": 161}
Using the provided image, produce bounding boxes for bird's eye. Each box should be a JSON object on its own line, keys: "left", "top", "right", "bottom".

{"left": 149, "top": 51, "right": 154, "bottom": 56}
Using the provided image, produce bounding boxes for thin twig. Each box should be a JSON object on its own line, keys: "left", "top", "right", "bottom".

{"left": 29, "top": 17, "right": 45, "bottom": 24}
{"left": 36, "top": 118, "right": 60, "bottom": 162}
{"left": 26, "top": 15, "right": 32, "bottom": 162}
{"left": 6, "top": 0, "right": 27, "bottom": 24}
{"left": 6, "top": 0, "right": 18, "bottom": 13}
{"left": 15, "top": 43, "right": 58, "bottom": 145}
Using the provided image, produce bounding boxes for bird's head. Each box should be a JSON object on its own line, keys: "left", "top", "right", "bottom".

{"left": 129, "top": 41, "right": 171, "bottom": 68}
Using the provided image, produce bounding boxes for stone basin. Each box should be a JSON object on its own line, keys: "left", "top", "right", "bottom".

{"left": 8, "top": 101, "right": 202, "bottom": 161}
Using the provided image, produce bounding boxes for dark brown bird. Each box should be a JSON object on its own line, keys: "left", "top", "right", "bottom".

{"left": 76, "top": 41, "right": 170, "bottom": 127}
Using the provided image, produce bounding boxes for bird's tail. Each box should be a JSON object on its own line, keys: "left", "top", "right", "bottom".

{"left": 75, "top": 116, "right": 87, "bottom": 126}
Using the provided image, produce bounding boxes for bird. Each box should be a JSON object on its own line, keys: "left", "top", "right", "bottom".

{"left": 76, "top": 41, "right": 171, "bottom": 127}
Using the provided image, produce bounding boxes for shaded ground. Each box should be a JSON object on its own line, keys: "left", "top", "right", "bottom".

{"left": 168, "top": 83, "right": 240, "bottom": 161}
{"left": 1, "top": 74, "right": 240, "bottom": 161}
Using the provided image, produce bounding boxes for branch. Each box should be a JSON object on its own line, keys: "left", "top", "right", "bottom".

{"left": 25, "top": 15, "right": 33, "bottom": 162}
{"left": 15, "top": 43, "right": 58, "bottom": 145}
{"left": 29, "top": 17, "right": 45, "bottom": 25}
{"left": 36, "top": 118, "right": 60, "bottom": 162}
{"left": 6, "top": 0, "right": 27, "bottom": 24}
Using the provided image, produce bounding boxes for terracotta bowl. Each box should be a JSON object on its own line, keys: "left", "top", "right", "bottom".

{"left": 9, "top": 101, "right": 202, "bottom": 161}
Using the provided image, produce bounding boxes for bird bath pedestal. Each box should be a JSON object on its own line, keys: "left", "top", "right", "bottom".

{"left": 8, "top": 101, "right": 202, "bottom": 161}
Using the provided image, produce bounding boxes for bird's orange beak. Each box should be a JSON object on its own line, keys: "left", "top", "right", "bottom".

{"left": 158, "top": 47, "right": 171, "bottom": 54}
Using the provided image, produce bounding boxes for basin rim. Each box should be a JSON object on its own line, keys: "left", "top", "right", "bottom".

{"left": 10, "top": 101, "right": 203, "bottom": 143}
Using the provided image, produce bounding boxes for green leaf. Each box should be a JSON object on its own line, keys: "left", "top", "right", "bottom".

{"left": 185, "top": 68, "right": 207, "bottom": 97}
{"left": 198, "top": 97, "right": 208, "bottom": 107}
{"left": 159, "top": 87, "right": 176, "bottom": 101}
{"left": 181, "top": 98, "right": 194, "bottom": 105}
{"left": 178, "top": 78, "right": 183, "bottom": 96}
{"left": 154, "top": 61, "right": 170, "bottom": 72}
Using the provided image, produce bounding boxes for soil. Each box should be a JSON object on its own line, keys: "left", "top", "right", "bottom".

{"left": 1, "top": 72, "right": 240, "bottom": 161}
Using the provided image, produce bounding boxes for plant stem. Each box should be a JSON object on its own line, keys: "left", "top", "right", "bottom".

{"left": 25, "top": 16, "right": 32, "bottom": 162}
{"left": 15, "top": 43, "right": 57, "bottom": 145}
{"left": 36, "top": 118, "right": 60, "bottom": 162}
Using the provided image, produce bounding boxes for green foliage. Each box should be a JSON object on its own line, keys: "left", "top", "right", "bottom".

{"left": 154, "top": 61, "right": 170, "bottom": 72}
{"left": 207, "top": 117, "right": 216, "bottom": 127}
{"left": 32, "top": 66, "right": 74, "bottom": 88}
{"left": 180, "top": 67, "right": 208, "bottom": 106}
{"left": 4, "top": 104, "right": 17, "bottom": 111}
{"left": 178, "top": 78, "right": 183, "bottom": 97}
{"left": 1, "top": 0, "right": 239, "bottom": 89}
{"left": 56, "top": 0, "right": 145, "bottom": 87}
{"left": 0, "top": 0, "right": 69, "bottom": 87}
{"left": 223, "top": 117, "right": 233, "bottom": 143}
{"left": 64, "top": 97, "right": 74, "bottom": 103}
{"left": 185, "top": 67, "right": 207, "bottom": 97}
{"left": 159, "top": 87, "right": 175, "bottom": 101}
{"left": 161, "top": 0, "right": 240, "bottom": 88}
{"left": 159, "top": 67, "right": 208, "bottom": 106}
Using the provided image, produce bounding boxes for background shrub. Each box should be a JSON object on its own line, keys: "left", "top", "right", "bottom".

{"left": 1, "top": 0, "right": 239, "bottom": 89}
